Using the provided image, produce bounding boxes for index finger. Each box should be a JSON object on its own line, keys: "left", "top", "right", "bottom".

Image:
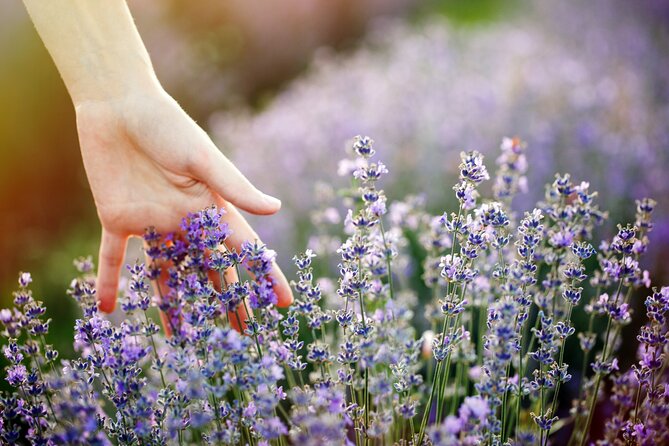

{"left": 97, "top": 229, "right": 128, "bottom": 313}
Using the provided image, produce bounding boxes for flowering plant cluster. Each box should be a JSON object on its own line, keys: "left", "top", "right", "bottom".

{"left": 1, "top": 136, "right": 668, "bottom": 445}
{"left": 211, "top": 0, "right": 669, "bottom": 261}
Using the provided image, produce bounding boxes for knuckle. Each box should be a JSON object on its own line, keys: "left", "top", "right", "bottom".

{"left": 100, "top": 249, "right": 123, "bottom": 266}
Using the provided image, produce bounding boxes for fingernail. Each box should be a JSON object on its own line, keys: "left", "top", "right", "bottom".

{"left": 264, "top": 195, "right": 281, "bottom": 208}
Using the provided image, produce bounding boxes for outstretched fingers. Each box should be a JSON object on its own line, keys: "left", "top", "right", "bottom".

{"left": 193, "top": 143, "right": 282, "bottom": 216}
{"left": 222, "top": 204, "right": 294, "bottom": 308}
{"left": 96, "top": 229, "right": 128, "bottom": 313}
{"left": 147, "top": 241, "right": 249, "bottom": 335}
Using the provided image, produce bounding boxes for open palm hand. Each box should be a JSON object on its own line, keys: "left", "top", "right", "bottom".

{"left": 75, "top": 89, "right": 293, "bottom": 314}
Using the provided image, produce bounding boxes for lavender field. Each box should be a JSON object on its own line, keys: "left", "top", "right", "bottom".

{"left": 1, "top": 0, "right": 668, "bottom": 444}
{"left": 212, "top": 0, "right": 669, "bottom": 280}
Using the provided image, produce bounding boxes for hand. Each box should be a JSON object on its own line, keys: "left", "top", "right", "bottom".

{"left": 75, "top": 87, "right": 293, "bottom": 314}
{"left": 20, "top": 0, "right": 293, "bottom": 319}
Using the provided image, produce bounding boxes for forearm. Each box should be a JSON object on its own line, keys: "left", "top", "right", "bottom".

{"left": 22, "top": 0, "right": 161, "bottom": 104}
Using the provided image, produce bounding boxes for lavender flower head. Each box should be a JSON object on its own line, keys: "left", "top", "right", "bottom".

{"left": 0, "top": 134, "right": 667, "bottom": 445}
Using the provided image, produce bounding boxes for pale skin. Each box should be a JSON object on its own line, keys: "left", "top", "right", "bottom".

{"left": 22, "top": 0, "right": 293, "bottom": 316}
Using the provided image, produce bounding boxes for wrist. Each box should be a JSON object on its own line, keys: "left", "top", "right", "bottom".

{"left": 23, "top": 0, "right": 164, "bottom": 106}
{"left": 68, "top": 55, "right": 163, "bottom": 106}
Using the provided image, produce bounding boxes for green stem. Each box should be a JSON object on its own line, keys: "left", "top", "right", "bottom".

{"left": 569, "top": 289, "right": 599, "bottom": 445}
{"left": 436, "top": 341, "right": 454, "bottom": 424}
{"left": 477, "top": 304, "right": 486, "bottom": 365}
{"left": 449, "top": 360, "right": 464, "bottom": 415}
{"left": 632, "top": 381, "right": 643, "bottom": 426}
{"left": 210, "top": 393, "right": 223, "bottom": 433}
{"left": 521, "top": 314, "right": 542, "bottom": 378}
{"left": 515, "top": 341, "right": 523, "bottom": 442}
{"left": 364, "top": 367, "right": 370, "bottom": 446}
{"left": 31, "top": 341, "right": 59, "bottom": 426}
{"left": 540, "top": 361, "right": 545, "bottom": 433}
{"left": 579, "top": 278, "right": 625, "bottom": 446}
{"left": 348, "top": 367, "right": 363, "bottom": 446}
{"left": 357, "top": 256, "right": 370, "bottom": 446}
{"left": 417, "top": 360, "right": 443, "bottom": 446}
{"left": 549, "top": 303, "right": 573, "bottom": 422}
{"left": 144, "top": 312, "right": 168, "bottom": 388}
{"left": 379, "top": 220, "right": 396, "bottom": 308}
{"left": 501, "top": 361, "right": 512, "bottom": 442}
{"left": 434, "top": 313, "right": 453, "bottom": 424}
{"left": 417, "top": 204, "right": 463, "bottom": 445}
{"left": 578, "top": 374, "right": 601, "bottom": 446}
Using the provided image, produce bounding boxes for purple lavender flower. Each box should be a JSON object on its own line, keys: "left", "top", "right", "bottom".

{"left": 2, "top": 133, "right": 669, "bottom": 445}
{"left": 211, "top": 0, "right": 669, "bottom": 270}
{"left": 5, "top": 364, "right": 27, "bottom": 387}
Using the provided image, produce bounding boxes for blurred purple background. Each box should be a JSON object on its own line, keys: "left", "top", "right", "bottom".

{"left": 1, "top": 0, "right": 668, "bottom": 305}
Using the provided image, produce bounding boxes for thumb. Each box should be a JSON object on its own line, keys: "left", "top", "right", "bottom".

{"left": 194, "top": 146, "right": 282, "bottom": 216}
{"left": 96, "top": 229, "right": 128, "bottom": 313}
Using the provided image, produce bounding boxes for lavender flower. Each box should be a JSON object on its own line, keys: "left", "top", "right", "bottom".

{"left": 211, "top": 0, "right": 669, "bottom": 271}
{"left": 1, "top": 134, "right": 667, "bottom": 446}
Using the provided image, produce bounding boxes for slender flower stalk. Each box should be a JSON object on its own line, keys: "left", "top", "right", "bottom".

{"left": 0, "top": 136, "right": 665, "bottom": 446}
